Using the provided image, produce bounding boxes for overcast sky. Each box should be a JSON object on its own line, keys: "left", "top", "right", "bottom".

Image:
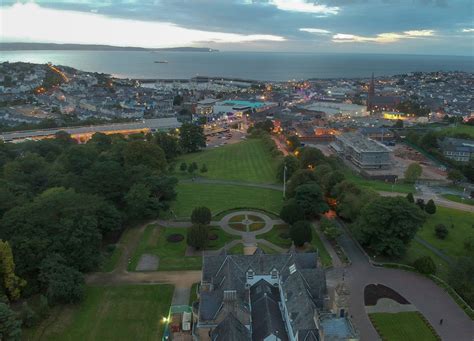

{"left": 1, "top": 0, "right": 473, "bottom": 55}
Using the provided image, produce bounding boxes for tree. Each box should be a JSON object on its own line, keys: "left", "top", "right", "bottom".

{"left": 277, "top": 155, "right": 300, "bottom": 182}
{"left": 298, "top": 147, "right": 325, "bottom": 169}
{"left": 435, "top": 224, "right": 448, "bottom": 239}
{"left": 280, "top": 199, "right": 305, "bottom": 225}
{"left": 321, "top": 171, "right": 345, "bottom": 195}
{"left": 448, "top": 257, "right": 474, "bottom": 306}
{"left": 38, "top": 254, "right": 84, "bottom": 304}
{"left": 294, "top": 184, "right": 329, "bottom": 217}
{"left": 406, "top": 192, "right": 414, "bottom": 203}
{"left": 186, "top": 225, "right": 209, "bottom": 250}
{"left": 0, "top": 302, "right": 21, "bottom": 341}
{"left": 353, "top": 197, "right": 426, "bottom": 257}
{"left": 286, "top": 169, "right": 317, "bottom": 197}
{"left": 19, "top": 302, "right": 38, "bottom": 328}
{"left": 125, "top": 183, "right": 160, "bottom": 222}
{"left": 332, "top": 181, "right": 378, "bottom": 221}
{"left": 191, "top": 207, "right": 212, "bottom": 225}
{"left": 425, "top": 199, "right": 436, "bottom": 214}
{"left": 173, "top": 94, "right": 183, "bottom": 106}
{"left": 0, "top": 241, "right": 26, "bottom": 301}
{"left": 123, "top": 140, "right": 167, "bottom": 173}
{"left": 313, "top": 164, "right": 333, "bottom": 184}
{"left": 154, "top": 132, "right": 180, "bottom": 160}
{"left": 464, "top": 236, "right": 474, "bottom": 252}
{"left": 290, "top": 220, "right": 313, "bottom": 247}
{"left": 200, "top": 164, "right": 208, "bottom": 173}
{"left": 404, "top": 163, "right": 422, "bottom": 183}
{"left": 188, "top": 162, "right": 198, "bottom": 175}
{"left": 413, "top": 256, "right": 436, "bottom": 275}
{"left": 416, "top": 198, "right": 425, "bottom": 210}
{"left": 320, "top": 217, "right": 341, "bottom": 241}
{"left": 447, "top": 169, "right": 464, "bottom": 183}
{"left": 180, "top": 162, "right": 188, "bottom": 172}
{"left": 179, "top": 123, "right": 206, "bottom": 153}
{"left": 286, "top": 135, "right": 301, "bottom": 152}
{"left": 253, "top": 120, "right": 274, "bottom": 133}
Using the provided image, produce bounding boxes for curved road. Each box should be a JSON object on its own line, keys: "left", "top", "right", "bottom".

{"left": 330, "top": 220, "right": 473, "bottom": 341}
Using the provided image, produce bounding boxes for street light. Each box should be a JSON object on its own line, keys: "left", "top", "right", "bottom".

{"left": 283, "top": 164, "right": 287, "bottom": 199}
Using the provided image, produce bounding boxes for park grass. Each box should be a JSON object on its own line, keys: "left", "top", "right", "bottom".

{"left": 171, "top": 183, "right": 283, "bottom": 218}
{"left": 228, "top": 243, "right": 244, "bottom": 255}
{"left": 417, "top": 207, "right": 474, "bottom": 259}
{"left": 128, "top": 226, "right": 201, "bottom": 271}
{"left": 100, "top": 245, "right": 122, "bottom": 272}
{"left": 441, "top": 194, "right": 474, "bottom": 206}
{"left": 24, "top": 285, "right": 174, "bottom": 341}
{"left": 176, "top": 139, "right": 279, "bottom": 183}
{"left": 189, "top": 283, "right": 199, "bottom": 305}
{"left": 260, "top": 224, "right": 292, "bottom": 249}
{"left": 206, "top": 227, "right": 240, "bottom": 250}
{"left": 308, "top": 229, "right": 333, "bottom": 267}
{"left": 439, "top": 124, "right": 474, "bottom": 139}
{"left": 341, "top": 167, "right": 414, "bottom": 194}
{"left": 369, "top": 312, "right": 439, "bottom": 341}
{"left": 400, "top": 239, "right": 451, "bottom": 279}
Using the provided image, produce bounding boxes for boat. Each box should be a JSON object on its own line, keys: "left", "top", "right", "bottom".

{"left": 154, "top": 60, "right": 168, "bottom": 64}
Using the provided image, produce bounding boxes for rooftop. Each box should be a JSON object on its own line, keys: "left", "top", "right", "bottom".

{"left": 336, "top": 132, "right": 390, "bottom": 153}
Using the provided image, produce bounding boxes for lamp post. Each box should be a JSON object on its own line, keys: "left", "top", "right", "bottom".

{"left": 283, "top": 164, "right": 287, "bottom": 199}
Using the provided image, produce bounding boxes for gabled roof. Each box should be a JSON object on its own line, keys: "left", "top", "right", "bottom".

{"left": 250, "top": 279, "right": 288, "bottom": 341}
{"left": 211, "top": 313, "right": 251, "bottom": 341}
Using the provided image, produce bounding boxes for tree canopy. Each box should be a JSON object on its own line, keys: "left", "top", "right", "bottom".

{"left": 353, "top": 196, "right": 426, "bottom": 257}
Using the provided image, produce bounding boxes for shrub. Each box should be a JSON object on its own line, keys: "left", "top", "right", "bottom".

{"left": 416, "top": 198, "right": 425, "bottom": 210}
{"left": 20, "top": 302, "right": 38, "bottom": 328}
{"left": 290, "top": 220, "right": 313, "bottom": 247}
{"left": 320, "top": 217, "right": 341, "bottom": 240}
{"left": 208, "top": 233, "right": 218, "bottom": 241}
{"left": 435, "top": 224, "right": 448, "bottom": 239}
{"left": 406, "top": 192, "right": 414, "bottom": 203}
{"left": 179, "top": 162, "right": 187, "bottom": 172}
{"left": 425, "top": 199, "right": 436, "bottom": 214}
{"left": 464, "top": 236, "right": 474, "bottom": 252}
{"left": 191, "top": 206, "right": 212, "bottom": 225}
{"left": 413, "top": 256, "right": 437, "bottom": 275}
{"left": 279, "top": 232, "right": 290, "bottom": 240}
{"left": 200, "top": 164, "right": 208, "bottom": 173}
{"left": 186, "top": 225, "right": 209, "bottom": 250}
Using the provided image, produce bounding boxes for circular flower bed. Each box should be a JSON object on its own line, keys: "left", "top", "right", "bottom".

{"left": 167, "top": 233, "right": 184, "bottom": 243}
{"left": 208, "top": 233, "right": 218, "bottom": 241}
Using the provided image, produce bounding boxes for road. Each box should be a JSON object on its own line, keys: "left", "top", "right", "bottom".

{"left": 328, "top": 220, "right": 473, "bottom": 341}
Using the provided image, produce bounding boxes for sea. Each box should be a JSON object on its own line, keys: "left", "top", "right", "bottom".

{"left": 1, "top": 51, "right": 473, "bottom": 81}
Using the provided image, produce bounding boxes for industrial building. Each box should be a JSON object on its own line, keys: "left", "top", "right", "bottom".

{"left": 331, "top": 132, "right": 392, "bottom": 169}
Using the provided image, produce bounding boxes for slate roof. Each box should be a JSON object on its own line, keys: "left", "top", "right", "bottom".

{"left": 199, "top": 251, "right": 327, "bottom": 340}
{"left": 211, "top": 313, "right": 251, "bottom": 341}
{"left": 250, "top": 279, "right": 288, "bottom": 341}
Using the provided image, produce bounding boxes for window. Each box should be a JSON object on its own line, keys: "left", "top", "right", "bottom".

{"left": 247, "top": 269, "right": 254, "bottom": 280}
{"left": 289, "top": 264, "right": 296, "bottom": 274}
{"left": 271, "top": 269, "right": 278, "bottom": 279}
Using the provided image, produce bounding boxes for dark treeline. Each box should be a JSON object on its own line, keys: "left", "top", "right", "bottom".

{"left": 0, "top": 123, "right": 205, "bottom": 337}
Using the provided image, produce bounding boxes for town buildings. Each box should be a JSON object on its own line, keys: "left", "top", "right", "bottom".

{"left": 193, "top": 250, "right": 358, "bottom": 341}
{"left": 439, "top": 137, "right": 474, "bottom": 163}
{"left": 331, "top": 133, "right": 392, "bottom": 169}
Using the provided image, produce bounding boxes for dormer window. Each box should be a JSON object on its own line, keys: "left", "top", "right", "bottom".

{"left": 247, "top": 269, "right": 254, "bottom": 280}
{"left": 271, "top": 269, "right": 278, "bottom": 279}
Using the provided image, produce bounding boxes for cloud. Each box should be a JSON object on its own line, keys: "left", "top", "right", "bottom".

{"left": 0, "top": 3, "right": 285, "bottom": 47}
{"left": 462, "top": 28, "right": 474, "bottom": 33}
{"left": 269, "top": 0, "right": 339, "bottom": 15}
{"left": 333, "top": 30, "right": 435, "bottom": 43}
{"left": 299, "top": 28, "right": 331, "bottom": 34}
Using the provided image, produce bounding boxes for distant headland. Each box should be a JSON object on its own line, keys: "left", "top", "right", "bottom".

{"left": 0, "top": 42, "right": 219, "bottom": 52}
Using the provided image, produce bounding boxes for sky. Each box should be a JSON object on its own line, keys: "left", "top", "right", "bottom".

{"left": 0, "top": 0, "right": 473, "bottom": 55}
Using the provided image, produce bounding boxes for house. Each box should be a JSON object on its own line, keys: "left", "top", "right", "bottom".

{"left": 193, "top": 249, "right": 358, "bottom": 341}
{"left": 439, "top": 137, "right": 474, "bottom": 163}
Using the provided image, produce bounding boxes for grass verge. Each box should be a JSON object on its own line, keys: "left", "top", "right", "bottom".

{"left": 369, "top": 312, "right": 440, "bottom": 341}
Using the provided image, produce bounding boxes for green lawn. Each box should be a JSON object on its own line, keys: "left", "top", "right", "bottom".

{"left": 24, "top": 285, "right": 174, "bottom": 341}
{"left": 417, "top": 207, "right": 474, "bottom": 259}
{"left": 440, "top": 124, "right": 474, "bottom": 139}
{"left": 260, "top": 224, "right": 292, "bottom": 249}
{"left": 176, "top": 139, "right": 279, "bottom": 183}
{"left": 189, "top": 283, "right": 199, "bottom": 306}
{"left": 99, "top": 245, "right": 122, "bottom": 272}
{"left": 369, "top": 312, "right": 439, "bottom": 341}
{"left": 441, "top": 194, "right": 474, "bottom": 206}
{"left": 171, "top": 183, "right": 284, "bottom": 218}
{"left": 400, "top": 239, "right": 450, "bottom": 279}
{"left": 309, "top": 228, "right": 333, "bottom": 267}
{"left": 206, "top": 227, "right": 240, "bottom": 250}
{"left": 228, "top": 243, "right": 244, "bottom": 255}
{"left": 128, "top": 225, "right": 201, "bottom": 271}
{"left": 257, "top": 243, "right": 280, "bottom": 254}
{"left": 341, "top": 167, "right": 414, "bottom": 193}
